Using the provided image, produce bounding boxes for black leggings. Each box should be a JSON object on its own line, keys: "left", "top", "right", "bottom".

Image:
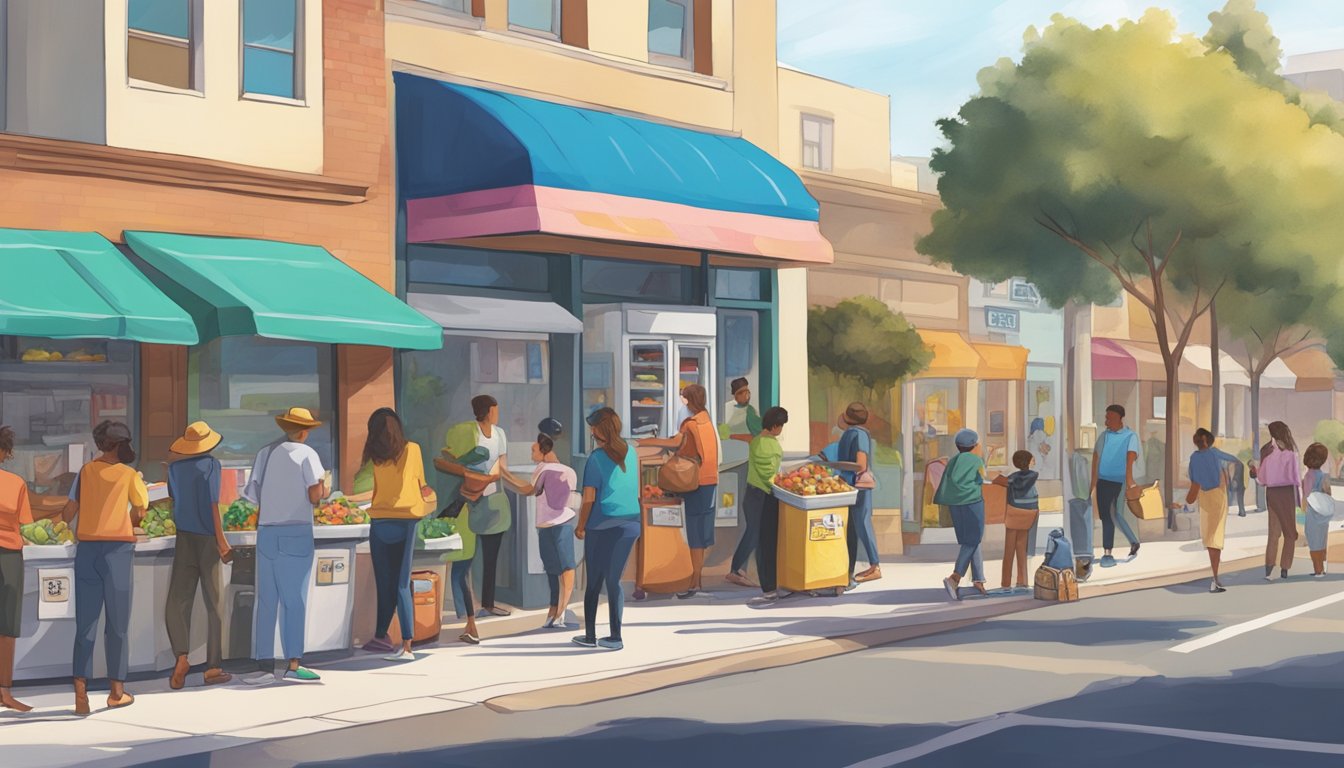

{"left": 478, "top": 532, "right": 504, "bottom": 609}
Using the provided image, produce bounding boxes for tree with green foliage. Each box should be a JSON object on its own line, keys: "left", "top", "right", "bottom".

{"left": 918, "top": 10, "right": 1344, "bottom": 518}
{"left": 808, "top": 297, "right": 931, "bottom": 401}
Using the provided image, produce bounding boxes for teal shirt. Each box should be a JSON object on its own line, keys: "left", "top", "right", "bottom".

{"left": 582, "top": 445, "right": 640, "bottom": 530}
{"left": 937, "top": 452, "right": 985, "bottom": 506}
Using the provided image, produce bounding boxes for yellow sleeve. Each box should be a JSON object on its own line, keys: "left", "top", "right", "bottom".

{"left": 129, "top": 471, "right": 150, "bottom": 509}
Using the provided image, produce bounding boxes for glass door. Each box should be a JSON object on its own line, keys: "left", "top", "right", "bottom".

{"left": 674, "top": 342, "right": 712, "bottom": 434}
{"left": 628, "top": 340, "right": 669, "bottom": 439}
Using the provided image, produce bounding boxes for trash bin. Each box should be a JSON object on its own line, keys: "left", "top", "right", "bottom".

{"left": 628, "top": 451, "right": 692, "bottom": 599}
{"left": 387, "top": 570, "right": 443, "bottom": 645}
{"left": 773, "top": 487, "right": 855, "bottom": 596}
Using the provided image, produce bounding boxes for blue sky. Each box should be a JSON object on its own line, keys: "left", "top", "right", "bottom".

{"left": 777, "top": 0, "right": 1344, "bottom": 157}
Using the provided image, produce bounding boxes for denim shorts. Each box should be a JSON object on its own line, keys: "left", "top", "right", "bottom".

{"left": 682, "top": 483, "right": 717, "bottom": 549}
{"left": 537, "top": 521, "right": 577, "bottom": 574}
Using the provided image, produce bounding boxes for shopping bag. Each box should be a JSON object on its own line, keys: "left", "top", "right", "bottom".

{"left": 658, "top": 434, "right": 701, "bottom": 494}
{"left": 1125, "top": 481, "right": 1165, "bottom": 520}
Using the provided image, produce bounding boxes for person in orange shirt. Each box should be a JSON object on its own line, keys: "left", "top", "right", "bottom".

{"left": 360, "top": 408, "right": 433, "bottom": 662}
{"left": 641, "top": 383, "right": 720, "bottom": 599}
{"left": 61, "top": 421, "right": 147, "bottom": 714}
{"left": 0, "top": 425, "right": 34, "bottom": 712}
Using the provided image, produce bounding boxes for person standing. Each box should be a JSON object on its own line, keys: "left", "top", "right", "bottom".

{"left": 1091, "top": 404, "right": 1141, "bottom": 567}
{"left": 438, "top": 395, "right": 515, "bottom": 618}
{"left": 723, "top": 378, "right": 763, "bottom": 444}
{"left": 62, "top": 421, "right": 146, "bottom": 713}
{"left": 1250, "top": 421, "right": 1300, "bottom": 581}
{"left": 993, "top": 450, "right": 1039, "bottom": 592}
{"left": 361, "top": 408, "right": 433, "bottom": 661}
{"left": 835, "top": 403, "right": 882, "bottom": 586}
{"left": 640, "top": 384, "right": 718, "bottom": 599}
{"left": 241, "top": 407, "right": 328, "bottom": 685}
{"left": 0, "top": 425, "right": 33, "bottom": 712}
{"left": 938, "top": 429, "right": 989, "bottom": 601}
{"left": 573, "top": 408, "right": 641, "bottom": 651}
{"left": 744, "top": 408, "right": 788, "bottom": 605}
{"left": 165, "top": 421, "right": 233, "bottom": 690}
{"left": 1301, "top": 442, "right": 1332, "bottom": 578}
{"left": 1172, "top": 428, "right": 1237, "bottom": 593}
{"left": 505, "top": 422, "right": 579, "bottom": 629}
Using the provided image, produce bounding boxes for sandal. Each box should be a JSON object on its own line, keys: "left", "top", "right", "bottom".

{"left": 459, "top": 632, "right": 480, "bottom": 645}
{"left": 107, "top": 692, "right": 135, "bottom": 709}
{"left": 855, "top": 567, "right": 883, "bottom": 583}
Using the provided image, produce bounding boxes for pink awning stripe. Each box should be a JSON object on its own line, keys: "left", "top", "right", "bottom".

{"left": 1091, "top": 337, "right": 1138, "bottom": 381}
{"left": 406, "top": 184, "right": 835, "bottom": 264}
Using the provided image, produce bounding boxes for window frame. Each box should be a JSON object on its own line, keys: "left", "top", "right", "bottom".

{"left": 127, "top": 0, "right": 205, "bottom": 94}
{"left": 647, "top": 0, "right": 695, "bottom": 71}
{"left": 800, "top": 113, "right": 834, "bottom": 172}
{"left": 508, "top": 0, "right": 563, "bottom": 40}
{"left": 239, "top": 0, "right": 305, "bottom": 103}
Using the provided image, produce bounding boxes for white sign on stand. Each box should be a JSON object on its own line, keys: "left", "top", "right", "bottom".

{"left": 315, "top": 550, "right": 349, "bottom": 586}
{"left": 38, "top": 567, "right": 75, "bottom": 620}
{"left": 715, "top": 473, "right": 740, "bottom": 527}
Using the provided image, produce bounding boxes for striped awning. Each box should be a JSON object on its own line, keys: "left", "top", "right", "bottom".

{"left": 1090, "top": 338, "right": 1210, "bottom": 386}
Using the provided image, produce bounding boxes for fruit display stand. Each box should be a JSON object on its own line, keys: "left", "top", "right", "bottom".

{"left": 14, "top": 542, "right": 78, "bottom": 681}
{"left": 771, "top": 464, "right": 859, "bottom": 596}
{"left": 629, "top": 448, "right": 693, "bottom": 599}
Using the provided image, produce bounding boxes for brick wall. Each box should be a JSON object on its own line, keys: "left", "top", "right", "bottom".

{"left": 1, "top": 0, "right": 397, "bottom": 491}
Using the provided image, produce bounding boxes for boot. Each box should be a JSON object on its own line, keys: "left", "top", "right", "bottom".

{"left": 73, "top": 677, "right": 90, "bottom": 715}
{"left": 0, "top": 636, "right": 31, "bottom": 712}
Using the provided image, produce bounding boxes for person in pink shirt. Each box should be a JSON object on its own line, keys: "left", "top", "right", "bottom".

{"left": 1249, "top": 421, "right": 1300, "bottom": 581}
{"left": 505, "top": 419, "right": 578, "bottom": 629}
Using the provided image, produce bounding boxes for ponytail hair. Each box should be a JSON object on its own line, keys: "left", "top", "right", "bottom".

{"left": 588, "top": 408, "right": 629, "bottom": 471}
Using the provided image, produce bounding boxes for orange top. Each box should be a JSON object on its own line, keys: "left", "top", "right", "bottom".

{"left": 679, "top": 410, "right": 720, "bottom": 487}
{"left": 0, "top": 469, "right": 34, "bottom": 551}
{"left": 73, "top": 461, "right": 148, "bottom": 543}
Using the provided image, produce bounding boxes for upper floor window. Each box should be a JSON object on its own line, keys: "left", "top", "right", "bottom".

{"left": 128, "top": 0, "right": 199, "bottom": 90}
{"left": 509, "top": 0, "right": 561, "bottom": 38}
{"left": 801, "top": 113, "right": 833, "bottom": 172}
{"left": 242, "top": 0, "right": 302, "bottom": 100}
{"left": 424, "top": 0, "right": 471, "bottom": 12}
{"left": 648, "top": 0, "right": 693, "bottom": 69}
{"left": 1010, "top": 279, "right": 1040, "bottom": 304}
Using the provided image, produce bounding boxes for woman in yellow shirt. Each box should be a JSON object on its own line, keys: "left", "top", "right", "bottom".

{"left": 61, "top": 421, "right": 147, "bottom": 714}
{"left": 360, "top": 408, "right": 432, "bottom": 661}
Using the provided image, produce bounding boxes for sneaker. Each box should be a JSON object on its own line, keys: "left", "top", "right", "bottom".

{"left": 749, "top": 591, "right": 779, "bottom": 606}
{"left": 1100, "top": 555, "right": 1117, "bottom": 568}
{"left": 1264, "top": 572, "right": 1275, "bottom": 582}
{"left": 383, "top": 650, "right": 416, "bottom": 663}
{"left": 542, "top": 616, "right": 558, "bottom": 629}
{"left": 283, "top": 667, "right": 321, "bottom": 682}
{"left": 1314, "top": 572, "right": 1326, "bottom": 579}
{"left": 1209, "top": 581, "right": 1226, "bottom": 593}
{"left": 942, "top": 577, "right": 961, "bottom": 602}
{"left": 571, "top": 635, "right": 598, "bottom": 648}
{"left": 676, "top": 589, "right": 699, "bottom": 600}
{"left": 725, "top": 571, "right": 755, "bottom": 588}
{"left": 1129, "top": 543, "right": 1141, "bottom": 558}
{"left": 242, "top": 672, "right": 276, "bottom": 687}
{"left": 844, "top": 580, "right": 859, "bottom": 592}
{"left": 597, "top": 637, "right": 624, "bottom": 650}
{"left": 361, "top": 637, "right": 395, "bottom": 654}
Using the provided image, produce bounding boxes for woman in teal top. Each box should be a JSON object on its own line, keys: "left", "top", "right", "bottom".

{"left": 573, "top": 408, "right": 641, "bottom": 651}
{"left": 935, "top": 429, "right": 989, "bottom": 600}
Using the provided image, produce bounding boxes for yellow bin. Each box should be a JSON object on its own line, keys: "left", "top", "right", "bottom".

{"left": 777, "top": 501, "right": 851, "bottom": 593}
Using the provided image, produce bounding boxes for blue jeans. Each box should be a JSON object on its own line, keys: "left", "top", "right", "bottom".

{"left": 950, "top": 501, "right": 986, "bottom": 583}
{"left": 450, "top": 557, "right": 474, "bottom": 619}
{"left": 582, "top": 521, "right": 640, "bottom": 642}
{"left": 1096, "top": 480, "right": 1139, "bottom": 551}
{"left": 370, "top": 518, "right": 417, "bottom": 640}
{"left": 254, "top": 525, "right": 314, "bottom": 662}
{"left": 730, "top": 492, "right": 761, "bottom": 574}
{"left": 847, "top": 489, "right": 880, "bottom": 575}
{"left": 73, "top": 541, "right": 134, "bottom": 681}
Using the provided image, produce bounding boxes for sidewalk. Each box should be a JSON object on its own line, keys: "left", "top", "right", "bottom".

{"left": 1, "top": 507, "right": 1332, "bottom": 768}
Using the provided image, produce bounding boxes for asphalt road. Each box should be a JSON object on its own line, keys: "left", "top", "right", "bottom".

{"left": 181, "top": 567, "right": 1344, "bottom": 768}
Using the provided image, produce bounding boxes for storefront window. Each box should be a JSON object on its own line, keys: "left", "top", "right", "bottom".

{"left": 717, "top": 310, "right": 759, "bottom": 426}
{"left": 979, "top": 380, "right": 1011, "bottom": 471}
{"left": 401, "top": 335, "right": 551, "bottom": 472}
{"left": 913, "top": 379, "right": 962, "bottom": 528}
{"left": 0, "top": 336, "right": 136, "bottom": 512}
{"left": 714, "top": 268, "right": 765, "bottom": 302}
{"left": 1026, "top": 379, "right": 1060, "bottom": 480}
{"left": 189, "top": 337, "right": 334, "bottom": 478}
{"left": 406, "top": 245, "right": 551, "bottom": 293}
{"left": 581, "top": 258, "right": 693, "bottom": 303}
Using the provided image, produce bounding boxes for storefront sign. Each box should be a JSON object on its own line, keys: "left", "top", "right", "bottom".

{"left": 985, "top": 307, "right": 1021, "bottom": 332}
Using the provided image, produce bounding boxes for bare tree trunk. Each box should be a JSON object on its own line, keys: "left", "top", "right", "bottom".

{"left": 1210, "top": 301, "right": 1220, "bottom": 436}
{"left": 1163, "top": 363, "right": 1180, "bottom": 530}
{"left": 1250, "top": 370, "right": 1264, "bottom": 513}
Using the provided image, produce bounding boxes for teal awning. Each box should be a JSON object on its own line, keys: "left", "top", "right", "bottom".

{"left": 0, "top": 228, "right": 198, "bottom": 344}
{"left": 124, "top": 232, "right": 443, "bottom": 350}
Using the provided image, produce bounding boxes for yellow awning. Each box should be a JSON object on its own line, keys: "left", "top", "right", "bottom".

{"left": 1283, "top": 347, "right": 1336, "bottom": 392}
{"left": 915, "top": 330, "right": 982, "bottom": 379}
{"left": 973, "top": 341, "right": 1029, "bottom": 380}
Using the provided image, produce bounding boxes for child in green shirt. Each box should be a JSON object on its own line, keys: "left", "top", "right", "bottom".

{"left": 731, "top": 408, "right": 789, "bottom": 600}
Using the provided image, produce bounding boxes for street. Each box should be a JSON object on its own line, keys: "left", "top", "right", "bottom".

{"left": 177, "top": 568, "right": 1344, "bottom": 768}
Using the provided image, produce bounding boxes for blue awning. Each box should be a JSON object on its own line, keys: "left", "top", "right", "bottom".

{"left": 394, "top": 72, "right": 831, "bottom": 263}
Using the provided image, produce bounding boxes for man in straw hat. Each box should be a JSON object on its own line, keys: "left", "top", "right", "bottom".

{"left": 165, "top": 421, "right": 233, "bottom": 690}
{"left": 241, "top": 407, "right": 328, "bottom": 685}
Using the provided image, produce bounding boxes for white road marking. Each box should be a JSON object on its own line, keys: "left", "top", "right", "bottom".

{"left": 1169, "top": 589, "right": 1344, "bottom": 654}
{"left": 842, "top": 713, "right": 1344, "bottom": 768}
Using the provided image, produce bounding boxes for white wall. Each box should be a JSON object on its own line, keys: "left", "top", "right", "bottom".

{"left": 777, "top": 268, "right": 810, "bottom": 454}
{"left": 103, "top": 0, "right": 324, "bottom": 173}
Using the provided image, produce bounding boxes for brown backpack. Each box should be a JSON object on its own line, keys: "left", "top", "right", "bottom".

{"left": 1033, "top": 564, "right": 1079, "bottom": 602}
